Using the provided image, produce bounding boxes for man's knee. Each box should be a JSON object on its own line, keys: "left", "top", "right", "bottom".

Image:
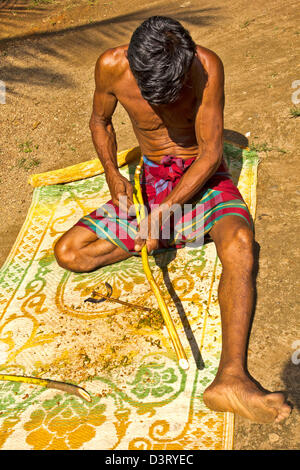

{"left": 54, "top": 237, "right": 83, "bottom": 272}
{"left": 218, "top": 222, "right": 254, "bottom": 269}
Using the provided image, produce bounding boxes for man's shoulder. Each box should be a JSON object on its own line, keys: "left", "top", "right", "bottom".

{"left": 195, "top": 45, "right": 224, "bottom": 75}
{"left": 95, "top": 45, "right": 129, "bottom": 78}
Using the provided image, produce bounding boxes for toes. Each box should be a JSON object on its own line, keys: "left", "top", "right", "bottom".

{"left": 264, "top": 393, "right": 291, "bottom": 422}
{"left": 264, "top": 392, "right": 285, "bottom": 408}
{"left": 274, "top": 404, "right": 292, "bottom": 423}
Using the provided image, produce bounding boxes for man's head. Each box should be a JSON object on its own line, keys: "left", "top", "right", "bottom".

{"left": 127, "top": 16, "right": 196, "bottom": 105}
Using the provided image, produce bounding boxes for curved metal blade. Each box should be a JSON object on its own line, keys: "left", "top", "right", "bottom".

{"left": 84, "top": 282, "right": 113, "bottom": 304}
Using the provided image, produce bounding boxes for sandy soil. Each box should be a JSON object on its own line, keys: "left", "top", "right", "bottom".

{"left": 0, "top": 0, "right": 299, "bottom": 450}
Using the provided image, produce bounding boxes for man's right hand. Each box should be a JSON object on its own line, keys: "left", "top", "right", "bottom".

{"left": 106, "top": 170, "right": 134, "bottom": 213}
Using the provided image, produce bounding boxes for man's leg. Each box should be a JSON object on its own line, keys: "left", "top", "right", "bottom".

{"left": 54, "top": 225, "right": 132, "bottom": 272}
{"left": 203, "top": 215, "right": 291, "bottom": 423}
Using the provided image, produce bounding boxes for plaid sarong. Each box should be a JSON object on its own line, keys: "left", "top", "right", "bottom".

{"left": 75, "top": 155, "right": 251, "bottom": 253}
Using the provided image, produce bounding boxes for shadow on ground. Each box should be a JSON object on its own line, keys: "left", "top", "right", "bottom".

{"left": 0, "top": 0, "right": 46, "bottom": 31}
{"left": 0, "top": 2, "right": 223, "bottom": 96}
{"left": 154, "top": 249, "right": 206, "bottom": 370}
{"left": 281, "top": 359, "right": 300, "bottom": 412}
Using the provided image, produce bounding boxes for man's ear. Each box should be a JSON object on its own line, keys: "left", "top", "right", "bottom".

{"left": 124, "top": 50, "right": 128, "bottom": 59}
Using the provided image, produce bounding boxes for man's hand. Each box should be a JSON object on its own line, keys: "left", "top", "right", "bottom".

{"left": 134, "top": 213, "right": 160, "bottom": 254}
{"left": 106, "top": 170, "right": 134, "bottom": 213}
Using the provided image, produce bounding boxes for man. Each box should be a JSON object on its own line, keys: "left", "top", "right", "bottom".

{"left": 54, "top": 16, "right": 291, "bottom": 423}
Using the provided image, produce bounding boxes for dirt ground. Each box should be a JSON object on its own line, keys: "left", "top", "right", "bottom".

{"left": 0, "top": 0, "right": 299, "bottom": 450}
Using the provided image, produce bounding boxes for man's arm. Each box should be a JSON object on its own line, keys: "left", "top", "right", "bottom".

{"left": 90, "top": 50, "right": 134, "bottom": 210}
{"left": 134, "top": 50, "right": 225, "bottom": 252}
{"left": 161, "top": 49, "right": 225, "bottom": 208}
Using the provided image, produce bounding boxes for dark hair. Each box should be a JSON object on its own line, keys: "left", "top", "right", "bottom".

{"left": 127, "top": 16, "right": 196, "bottom": 105}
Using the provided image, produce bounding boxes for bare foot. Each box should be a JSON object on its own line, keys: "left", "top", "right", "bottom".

{"left": 203, "top": 371, "right": 291, "bottom": 423}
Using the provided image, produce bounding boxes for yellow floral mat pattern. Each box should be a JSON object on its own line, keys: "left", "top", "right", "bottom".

{"left": 0, "top": 144, "right": 258, "bottom": 450}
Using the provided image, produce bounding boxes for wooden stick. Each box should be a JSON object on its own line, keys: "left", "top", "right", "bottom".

{"left": 133, "top": 159, "right": 189, "bottom": 370}
{"left": 86, "top": 291, "right": 152, "bottom": 312}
